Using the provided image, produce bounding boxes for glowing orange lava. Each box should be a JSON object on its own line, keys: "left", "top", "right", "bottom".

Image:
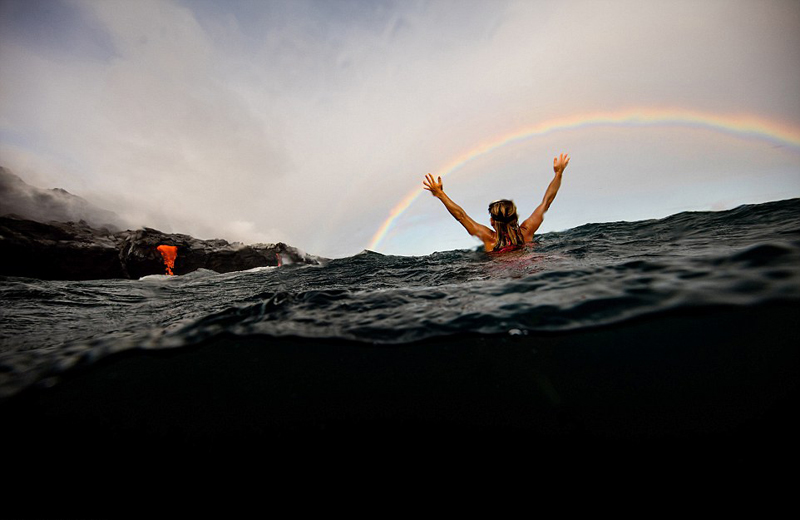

{"left": 156, "top": 245, "right": 178, "bottom": 275}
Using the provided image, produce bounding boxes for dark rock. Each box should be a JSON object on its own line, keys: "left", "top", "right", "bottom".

{"left": 0, "top": 216, "right": 325, "bottom": 281}
{"left": 0, "top": 165, "right": 324, "bottom": 280}
{"left": 0, "top": 217, "right": 126, "bottom": 280}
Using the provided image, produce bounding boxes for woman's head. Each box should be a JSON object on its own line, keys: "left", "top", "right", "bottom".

{"left": 488, "top": 199, "right": 518, "bottom": 224}
{"left": 488, "top": 199, "right": 524, "bottom": 251}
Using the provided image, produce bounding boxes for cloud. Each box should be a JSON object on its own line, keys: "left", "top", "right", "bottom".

{"left": 2, "top": 0, "right": 289, "bottom": 236}
{"left": 1, "top": 0, "right": 799, "bottom": 257}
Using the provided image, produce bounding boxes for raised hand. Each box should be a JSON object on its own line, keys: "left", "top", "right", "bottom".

{"left": 423, "top": 173, "right": 444, "bottom": 197}
{"left": 553, "top": 153, "right": 570, "bottom": 175}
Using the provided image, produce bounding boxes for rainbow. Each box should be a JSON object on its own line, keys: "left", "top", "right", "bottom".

{"left": 367, "top": 107, "right": 800, "bottom": 251}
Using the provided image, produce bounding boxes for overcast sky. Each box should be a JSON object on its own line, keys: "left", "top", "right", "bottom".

{"left": 2, "top": 0, "right": 799, "bottom": 257}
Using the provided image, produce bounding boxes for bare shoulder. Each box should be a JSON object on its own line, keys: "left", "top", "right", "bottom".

{"left": 474, "top": 225, "right": 496, "bottom": 249}
{"left": 519, "top": 215, "right": 542, "bottom": 243}
{"left": 482, "top": 233, "right": 497, "bottom": 252}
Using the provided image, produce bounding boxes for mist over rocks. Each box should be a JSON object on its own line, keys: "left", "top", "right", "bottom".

{"left": 0, "top": 167, "right": 127, "bottom": 231}
{"left": 0, "top": 167, "right": 325, "bottom": 280}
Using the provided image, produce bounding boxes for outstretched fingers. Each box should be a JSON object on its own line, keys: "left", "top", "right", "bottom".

{"left": 553, "top": 153, "right": 570, "bottom": 173}
{"left": 423, "top": 173, "right": 442, "bottom": 193}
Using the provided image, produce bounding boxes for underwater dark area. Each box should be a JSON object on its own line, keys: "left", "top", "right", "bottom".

{"left": 2, "top": 198, "right": 800, "bottom": 511}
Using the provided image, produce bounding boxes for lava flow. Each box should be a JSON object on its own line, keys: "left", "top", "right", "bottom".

{"left": 156, "top": 245, "right": 178, "bottom": 275}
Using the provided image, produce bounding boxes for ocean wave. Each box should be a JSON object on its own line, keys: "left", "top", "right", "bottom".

{"left": 2, "top": 198, "right": 800, "bottom": 399}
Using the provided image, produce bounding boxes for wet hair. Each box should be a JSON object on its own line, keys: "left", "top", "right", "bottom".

{"left": 488, "top": 199, "right": 524, "bottom": 251}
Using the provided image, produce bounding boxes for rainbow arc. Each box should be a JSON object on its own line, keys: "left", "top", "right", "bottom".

{"left": 368, "top": 108, "right": 800, "bottom": 251}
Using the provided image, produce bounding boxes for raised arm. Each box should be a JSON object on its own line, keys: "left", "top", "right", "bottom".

{"left": 423, "top": 173, "right": 495, "bottom": 249}
{"left": 520, "top": 153, "right": 569, "bottom": 242}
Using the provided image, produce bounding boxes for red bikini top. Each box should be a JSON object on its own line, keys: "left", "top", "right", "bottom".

{"left": 493, "top": 244, "right": 522, "bottom": 254}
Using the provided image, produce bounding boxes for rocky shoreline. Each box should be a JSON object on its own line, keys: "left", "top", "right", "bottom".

{"left": 0, "top": 215, "right": 324, "bottom": 280}
{"left": 1, "top": 166, "right": 325, "bottom": 280}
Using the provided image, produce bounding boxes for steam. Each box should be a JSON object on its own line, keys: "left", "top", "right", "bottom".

{"left": 0, "top": 167, "right": 127, "bottom": 230}
{"left": 1, "top": 0, "right": 799, "bottom": 256}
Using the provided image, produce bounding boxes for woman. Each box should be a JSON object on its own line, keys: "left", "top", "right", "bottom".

{"left": 423, "top": 153, "right": 569, "bottom": 252}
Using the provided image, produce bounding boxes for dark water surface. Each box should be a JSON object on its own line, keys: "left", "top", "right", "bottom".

{"left": 2, "top": 198, "right": 800, "bottom": 398}
{"left": 2, "top": 200, "right": 800, "bottom": 515}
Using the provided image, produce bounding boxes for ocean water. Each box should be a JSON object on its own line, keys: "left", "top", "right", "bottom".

{"left": 2, "top": 198, "right": 800, "bottom": 399}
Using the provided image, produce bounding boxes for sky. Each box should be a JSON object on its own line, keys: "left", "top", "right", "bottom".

{"left": 1, "top": 0, "right": 799, "bottom": 258}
